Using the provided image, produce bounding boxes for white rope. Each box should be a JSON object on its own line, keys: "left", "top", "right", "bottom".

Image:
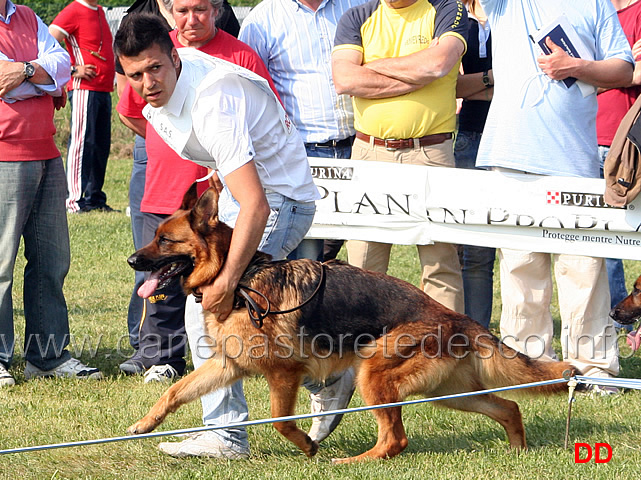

{"left": 0, "top": 377, "right": 566, "bottom": 455}
{"left": 2, "top": 375, "right": 639, "bottom": 456}
{"left": 574, "top": 375, "right": 641, "bottom": 390}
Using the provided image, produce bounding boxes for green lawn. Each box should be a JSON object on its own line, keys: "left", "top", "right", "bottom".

{"left": 1, "top": 98, "right": 640, "bottom": 479}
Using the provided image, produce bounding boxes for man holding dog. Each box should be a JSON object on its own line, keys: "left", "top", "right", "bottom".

{"left": 115, "top": 13, "right": 325, "bottom": 458}
{"left": 0, "top": 0, "right": 103, "bottom": 386}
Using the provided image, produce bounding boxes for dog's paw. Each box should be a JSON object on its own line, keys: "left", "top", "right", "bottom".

{"left": 127, "top": 419, "right": 155, "bottom": 435}
{"left": 308, "top": 440, "right": 319, "bottom": 458}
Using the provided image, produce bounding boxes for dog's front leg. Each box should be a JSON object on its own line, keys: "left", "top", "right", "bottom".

{"left": 265, "top": 369, "right": 318, "bottom": 458}
{"left": 128, "top": 358, "right": 242, "bottom": 434}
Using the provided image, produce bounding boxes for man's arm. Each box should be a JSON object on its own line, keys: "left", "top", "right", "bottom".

{"left": 456, "top": 68, "right": 493, "bottom": 99}
{"left": 1, "top": 15, "right": 70, "bottom": 100}
{"left": 0, "top": 60, "right": 53, "bottom": 97}
{"left": 538, "top": 37, "right": 633, "bottom": 89}
{"left": 632, "top": 39, "right": 641, "bottom": 86}
{"left": 332, "top": 48, "right": 423, "bottom": 99}
{"left": 199, "top": 161, "right": 270, "bottom": 321}
{"left": 119, "top": 113, "right": 147, "bottom": 138}
{"left": 365, "top": 35, "right": 466, "bottom": 86}
{"left": 48, "top": 25, "right": 97, "bottom": 81}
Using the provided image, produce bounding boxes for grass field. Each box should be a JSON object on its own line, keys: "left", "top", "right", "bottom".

{"left": 1, "top": 97, "right": 641, "bottom": 479}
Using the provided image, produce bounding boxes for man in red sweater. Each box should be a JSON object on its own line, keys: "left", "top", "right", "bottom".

{"left": 0, "top": 0, "right": 102, "bottom": 387}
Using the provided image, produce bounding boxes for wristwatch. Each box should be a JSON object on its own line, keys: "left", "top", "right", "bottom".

{"left": 71, "top": 65, "right": 78, "bottom": 76}
{"left": 23, "top": 61, "right": 35, "bottom": 80}
{"left": 482, "top": 70, "right": 493, "bottom": 88}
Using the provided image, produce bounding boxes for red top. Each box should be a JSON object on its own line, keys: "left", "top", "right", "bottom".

{"left": 597, "top": 1, "right": 641, "bottom": 146}
{"left": 51, "top": 0, "right": 115, "bottom": 92}
{"left": 0, "top": 6, "right": 60, "bottom": 161}
{"left": 117, "top": 28, "right": 278, "bottom": 214}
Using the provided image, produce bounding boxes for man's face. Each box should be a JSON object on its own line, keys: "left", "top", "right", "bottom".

{"left": 173, "top": 0, "right": 217, "bottom": 47}
{"left": 119, "top": 44, "right": 180, "bottom": 108}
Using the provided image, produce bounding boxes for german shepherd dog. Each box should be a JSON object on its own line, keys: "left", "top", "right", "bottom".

{"left": 126, "top": 184, "right": 578, "bottom": 463}
{"left": 609, "top": 275, "right": 641, "bottom": 351}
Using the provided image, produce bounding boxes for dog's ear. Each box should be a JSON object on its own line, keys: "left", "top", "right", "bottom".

{"left": 189, "top": 187, "right": 220, "bottom": 233}
{"left": 179, "top": 183, "right": 199, "bottom": 211}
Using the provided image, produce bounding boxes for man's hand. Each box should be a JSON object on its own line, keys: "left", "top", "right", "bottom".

{"left": 73, "top": 64, "right": 98, "bottom": 81}
{"left": 199, "top": 273, "right": 237, "bottom": 322}
{"left": 0, "top": 60, "right": 27, "bottom": 97}
{"left": 537, "top": 36, "right": 579, "bottom": 81}
{"left": 53, "top": 87, "right": 67, "bottom": 110}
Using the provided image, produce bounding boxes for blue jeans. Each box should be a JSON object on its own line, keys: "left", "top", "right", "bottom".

{"left": 454, "top": 131, "right": 495, "bottom": 328}
{"left": 287, "top": 141, "right": 353, "bottom": 262}
{"left": 126, "top": 135, "right": 147, "bottom": 350}
{"left": 184, "top": 190, "right": 316, "bottom": 449}
{"left": 0, "top": 158, "right": 72, "bottom": 370}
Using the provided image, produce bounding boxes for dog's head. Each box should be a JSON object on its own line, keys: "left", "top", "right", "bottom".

{"left": 127, "top": 183, "right": 232, "bottom": 298}
{"left": 610, "top": 275, "right": 641, "bottom": 325}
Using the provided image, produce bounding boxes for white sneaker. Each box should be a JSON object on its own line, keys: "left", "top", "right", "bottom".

{"left": 308, "top": 368, "right": 356, "bottom": 442}
{"left": 24, "top": 358, "right": 103, "bottom": 380}
{"left": 158, "top": 431, "right": 250, "bottom": 459}
{"left": 143, "top": 364, "right": 179, "bottom": 383}
{"left": 0, "top": 364, "right": 15, "bottom": 387}
{"left": 588, "top": 384, "right": 621, "bottom": 396}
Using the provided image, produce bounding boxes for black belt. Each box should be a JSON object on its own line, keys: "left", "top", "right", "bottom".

{"left": 305, "top": 136, "right": 354, "bottom": 149}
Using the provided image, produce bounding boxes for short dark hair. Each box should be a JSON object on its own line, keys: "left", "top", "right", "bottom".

{"left": 114, "top": 13, "right": 175, "bottom": 60}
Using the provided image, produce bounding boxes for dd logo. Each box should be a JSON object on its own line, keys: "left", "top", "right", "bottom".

{"left": 574, "top": 443, "right": 613, "bottom": 463}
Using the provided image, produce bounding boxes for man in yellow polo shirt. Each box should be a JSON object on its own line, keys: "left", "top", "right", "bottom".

{"left": 332, "top": 0, "right": 468, "bottom": 313}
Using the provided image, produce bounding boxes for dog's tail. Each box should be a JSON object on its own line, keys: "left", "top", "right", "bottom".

{"left": 470, "top": 328, "right": 580, "bottom": 395}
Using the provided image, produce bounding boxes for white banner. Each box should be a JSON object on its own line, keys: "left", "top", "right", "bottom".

{"left": 306, "top": 158, "right": 641, "bottom": 260}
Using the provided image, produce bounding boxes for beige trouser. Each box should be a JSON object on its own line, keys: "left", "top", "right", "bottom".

{"left": 498, "top": 249, "right": 619, "bottom": 377}
{"left": 346, "top": 136, "right": 464, "bottom": 313}
{"left": 491, "top": 167, "right": 618, "bottom": 377}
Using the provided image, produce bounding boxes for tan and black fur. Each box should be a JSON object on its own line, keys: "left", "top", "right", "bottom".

{"left": 127, "top": 184, "right": 579, "bottom": 463}
{"left": 610, "top": 275, "right": 641, "bottom": 325}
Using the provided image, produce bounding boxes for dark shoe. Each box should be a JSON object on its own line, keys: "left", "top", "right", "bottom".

{"left": 119, "top": 354, "right": 145, "bottom": 375}
{"left": 93, "top": 204, "right": 119, "bottom": 213}
{"left": 78, "top": 204, "right": 119, "bottom": 213}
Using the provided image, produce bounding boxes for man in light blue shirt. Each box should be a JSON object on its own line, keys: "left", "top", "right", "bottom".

{"left": 240, "top": 0, "right": 360, "bottom": 262}
{"left": 477, "top": 0, "right": 634, "bottom": 391}
{"left": 239, "top": 0, "right": 364, "bottom": 442}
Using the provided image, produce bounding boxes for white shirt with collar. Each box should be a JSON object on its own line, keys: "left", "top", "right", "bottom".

{"left": 143, "top": 48, "right": 320, "bottom": 203}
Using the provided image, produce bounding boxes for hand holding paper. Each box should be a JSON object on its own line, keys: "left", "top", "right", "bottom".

{"left": 537, "top": 37, "right": 580, "bottom": 82}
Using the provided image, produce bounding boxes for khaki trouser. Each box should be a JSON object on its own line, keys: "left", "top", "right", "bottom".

{"left": 346, "top": 136, "right": 464, "bottom": 313}
{"left": 498, "top": 249, "right": 619, "bottom": 377}
{"left": 491, "top": 168, "right": 618, "bottom": 378}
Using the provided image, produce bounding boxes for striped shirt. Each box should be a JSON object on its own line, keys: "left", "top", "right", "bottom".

{"left": 239, "top": 0, "right": 365, "bottom": 144}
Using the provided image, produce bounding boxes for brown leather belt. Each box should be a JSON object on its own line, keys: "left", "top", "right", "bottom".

{"left": 355, "top": 131, "right": 453, "bottom": 150}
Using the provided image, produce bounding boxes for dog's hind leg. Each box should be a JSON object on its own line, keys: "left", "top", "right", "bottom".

{"left": 128, "top": 358, "right": 243, "bottom": 435}
{"left": 332, "top": 365, "right": 408, "bottom": 464}
{"left": 264, "top": 369, "right": 319, "bottom": 458}
{"left": 434, "top": 394, "right": 526, "bottom": 449}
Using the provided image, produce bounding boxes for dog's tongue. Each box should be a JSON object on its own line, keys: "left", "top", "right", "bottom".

{"left": 138, "top": 272, "right": 160, "bottom": 299}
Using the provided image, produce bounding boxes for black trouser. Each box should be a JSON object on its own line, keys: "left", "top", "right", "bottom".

{"left": 138, "top": 212, "right": 187, "bottom": 375}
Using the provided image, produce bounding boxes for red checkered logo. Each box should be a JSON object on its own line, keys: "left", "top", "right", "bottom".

{"left": 547, "top": 191, "right": 561, "bottom": 204}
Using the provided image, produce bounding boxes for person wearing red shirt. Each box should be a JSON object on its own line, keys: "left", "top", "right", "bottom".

{"left": 50, "top": 0, "right": 116, "bottom": 213}
{"left": 596, "top": 0, "right": 641, "bottom": 332}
